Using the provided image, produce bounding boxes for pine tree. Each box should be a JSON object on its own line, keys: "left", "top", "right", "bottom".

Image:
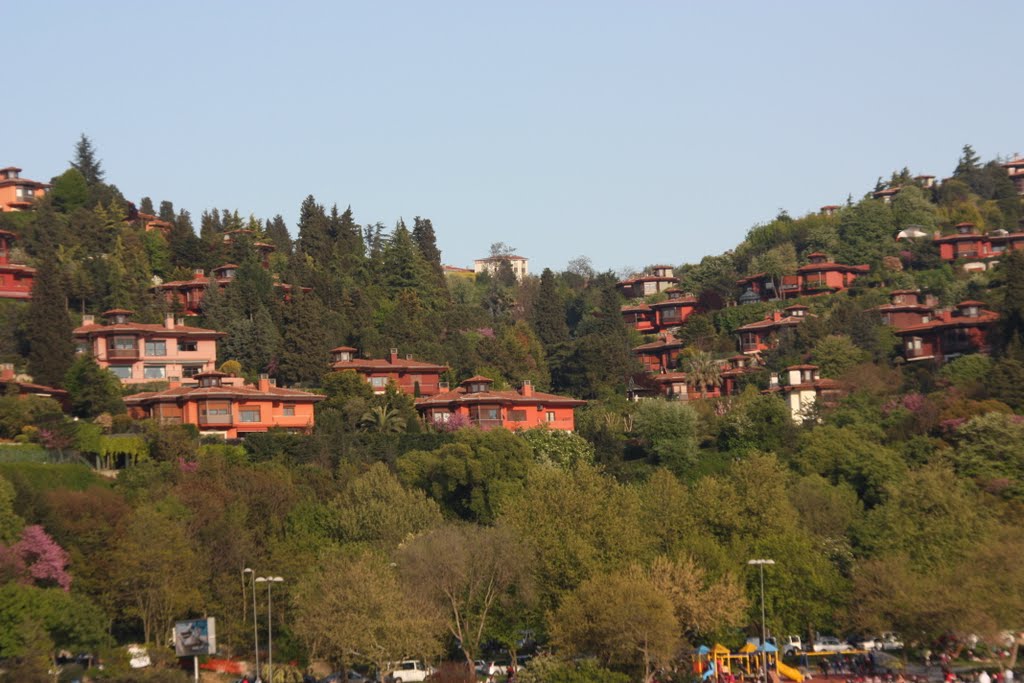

{"left": 532, "top": 268, "right": 569, "bottom": 349}
{"left": 71, "top": 134, "right": 105, "bottom": 185}
{"left": 276, "top": 289, "right": 330, "bottom": 385}
{"left": 954, "top": 144, "right": 981, "bottom": 177}
{"left": 139, "top": 197, "right": 154, "bottom": 215}
{"left": 412, "top": 216, "right": 445, "bottom": 282}
{"left": 998, "top": 249, "right": 1024, "bottom": 352}
{"left": 158, "top": 200, "right": 175, "bottom": 222}
{"left": 265, "top": 214, "right": 293, "bottom": 255}
{"left": 26, "top": 253, "right": 76, "bottom": 388}
{"left": 296, "top": 195, "right": 331, "bottom": 267}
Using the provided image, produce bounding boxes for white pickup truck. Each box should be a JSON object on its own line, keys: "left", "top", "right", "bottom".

{"left": 383, "top": 660, "right": 433, "bottom": 683}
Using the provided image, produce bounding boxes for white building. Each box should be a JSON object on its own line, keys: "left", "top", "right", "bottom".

{"left": 473, "top": 255, "right": 529, "bottom": 281}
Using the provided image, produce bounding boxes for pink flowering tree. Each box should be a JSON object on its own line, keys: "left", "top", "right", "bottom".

{"left": 0, "top": 525, "right": 72, "bottom": 591}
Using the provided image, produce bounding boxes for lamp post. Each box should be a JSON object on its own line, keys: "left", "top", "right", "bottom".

{"left": 748, "top": 559, "right": 776, "bottom": 682}
{"left": 255, "top": 576, "right": 284, "bottom": 683}
{"left": 243, "top": 568, "right": 261, "bottom": 681}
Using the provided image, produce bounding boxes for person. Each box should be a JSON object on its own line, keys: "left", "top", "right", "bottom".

{"left": 1004, "top": 668, "right": 1014, "bottom": 683}
{"left": 507, "top": 663, "right": 517, "bottom": 681}
{"left": 980, "top": 671, "right": 992, "bottom": 683}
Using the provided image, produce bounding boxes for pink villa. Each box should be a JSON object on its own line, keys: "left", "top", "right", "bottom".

{"left": 125, "top": 372, "right": 323, "bottom": 439}
{"left": 735, "top": 305, "right": 810, "bottom": 354}
{"left": 0, "top": 229, "right": 34, "bottom": 300}
{"left": 73, "top": 309, "right": 224, "bottom": 384}
{"left": 329, "top": 347, "right": 448, "bottom": 397}
{"left": 415, "top": 376, "right": 585, "bottom": 431}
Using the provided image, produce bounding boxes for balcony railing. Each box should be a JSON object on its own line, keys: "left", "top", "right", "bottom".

{"left": 470, "top": 418, "right": 504, "bottom": 429}
{"left": 740, "top": 342, "right": 761, "bottom": 352}
{"left": 107, "top": 348, "right": 139, "bottom": 359}
{"left": 199, "top": 415, "right": 233, "bottom": 426}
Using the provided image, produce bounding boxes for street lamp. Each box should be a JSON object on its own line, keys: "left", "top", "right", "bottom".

{"left": 255, "top": 576, "right": 284, "bottom": 683}
{"left": 243, "top": 568, "right": 261, "bottom": 681}
{"left": 748, "top": 559, "right": 776, "bottom": 682}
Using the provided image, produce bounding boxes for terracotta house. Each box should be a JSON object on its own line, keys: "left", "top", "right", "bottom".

{"left": 820, "top": 205, "right": 841, "bottom": 216}
{"left": 875, "top": 289, "right": 937, "bottom": 330}
{"left": 0, "top": 230, "right": 34, "bottom": 300}
{"left": 73, "top": 309, "right": 224, "bottom": 384}
{"left": 621, "top": 304, "right": 656, "bottom": 333}
{"left": 894, "top": 300, "right": 999, "bottom": 364}
{"left": 793, "top": 253, "right": 869, "bottom": 296}
{"left": 617, "top": 266, "right": 679, "bottom": 298}
{"left": 153, "top": 264, "right": 309, "bottom": 315}
{"left": 415, "top": 376, "right": 585, "bottom": 431}
{"left": 1003, "top": 156, "right": 1024, "bottom": 195}
{"left": 935, "top": 223, "right": 990, "bottom": 261}
{"left": 621, "top": 288, "right": 699, "bottom": 333}
{"left": 632, "top": 333, "right": 684, "bottom": 372}
{"left": 0, "top": 363, "right": 70, "bottom": 410}
{"left": 872, "top": 187, "right": 901, "bottom": 203}
{"left": 124, "top": 371, "right": 323, "bottom": 439}
{"left": 0, "top": 167, "right": 48, "bottom": 212}
{"left": 628, "top": 354, "right": 761, "bottom": 402}
{"left": 329, "top": 347, "right": 448, "bottom": 397}
{"left": 735, "top": 305, "right": 809, "bottom": 354}
{"left": 136, "top": 212, "right": 173, "bottom": 235}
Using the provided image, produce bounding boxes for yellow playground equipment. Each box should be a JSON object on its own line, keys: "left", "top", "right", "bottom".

{"left": 697, "top": 643, "right": 804, "bottom": 683}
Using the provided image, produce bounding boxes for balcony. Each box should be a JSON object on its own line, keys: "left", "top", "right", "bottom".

{"left": 199, "top": 414, "right": 233, "bottom": 426}
{"left": 470, "top": 418, "right": 504, "bottom": 430}
{"left": 107, "top": 348, "right": 140, "bottom": 360}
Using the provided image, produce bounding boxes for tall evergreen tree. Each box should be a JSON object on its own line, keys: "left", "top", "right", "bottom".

{"left": 64, "top": 354, "right": 125, "bottom": 417}
{"left": 276, "top": 289, "right": 330, "bottom": 385}
{"left": 997, "top": 249, "right": 1024, "bottom": 353}
{"left": 138, "top": 197, "right": 154, "bottom": 215}
{"left": 265, "top": 214, "right": 293, "bottom": 255}
{"left": 26, "top": 253, "right": 76, "bottom": 387}
{"left": 532, "top": 268, "right": 569, "bottom": 349}
{"left": 296, "top": 195, "right": 331, "bottom": 267}
{"left": 158, "top": 200, "right": 175, "bottom": 223}
{"left": 412, "top": 216, "right": 445, "bottom": 284}
{"left": 71, "top": 134, "right": 104, "bottom": 185}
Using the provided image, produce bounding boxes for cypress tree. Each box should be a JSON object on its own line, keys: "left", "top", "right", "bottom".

{"left": 158, "top": 200, "right": 175, "bottom": 222}
{"left": 412, "top": 216, "right": 445, "bottom": 285}
{"left": 71, "top": 134, "right": 105, "bottom": 185}
{"left": 26, "top": 253, "right": 76, "bottom": 388}
{"left": 139, "top": 197, "right": 154, "bottom": 215}
{"left": 532, "top": 268, "right": 569, "bottom": 349}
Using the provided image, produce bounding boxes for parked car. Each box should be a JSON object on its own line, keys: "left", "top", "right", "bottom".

{"left": 813, "top": 636, "right": 851, "bottom": 653}
{"left": 320, "top": 671, "right": 369, "bottom": 683}
{"left": 475, "top": 661, "right": 501, "bottom": 677}
{"left": 879, "top": 632, "right": 904, "bottom": 651}
{"left": 850, "top": 635, "right": 879, "bottom": 651}
{"left": 780, "top": 635, "right": 803, "bottom": 655}
{"left": 383, "top": 660, "right": 433, "bottom": 683}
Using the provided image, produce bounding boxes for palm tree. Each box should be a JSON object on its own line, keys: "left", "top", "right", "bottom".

{"left": 358, "top": 405, "right": 407, "bottom": 433}
{"left": 684, "top": 351, "right": 722, "bottom": 399}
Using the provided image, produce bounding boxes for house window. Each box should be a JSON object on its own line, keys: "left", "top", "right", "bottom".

{"left": 283, "top": 405, "right": 295, "bottom": 417}
{"left": 109, "top": 366, "right": 132, "bottom": 380}
{"left": 370, "top": 377, "right": 388, "bottom": 388}
{"left": 109, "top": 337, "right": 136, "bottom": 354}
{"left": 546, "top": 411, "right": 556, "bottom": 422}
{"left": 143, "top": 365, "right": 166, "bottom": 380}
{"left": 178, "top": 340, "right": 198, "bottom": 352}
{"left": 432, "top": 411, "right": 451, "bottom": 423}
{"left": 508, "top": 410, "right": 527, "bottom": 422}
{"left": 75, "top": 342, "right": 90, "bottom": 354}
{"left": 145, "top": 340, "right": 167, "bottom": 357}
{"left": 239, "top": 408, "right": 261, "bottom": 423}
{"left": 181, "top": 365, "right": 203, "bottom": 378}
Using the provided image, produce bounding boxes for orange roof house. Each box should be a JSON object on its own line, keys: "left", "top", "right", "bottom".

{"left": 894, "top": 300, "right": 998, "bottom": 364}
{"left": 621, "top": 288, "right": 700, "bottom": 334}
{"left": 632, "top": 332, "right": 684, "bottom": 372}
{"left": 152, "top": 264, "right": 310, "bottom": 315}
{"left": 621, "top": 303, "right": 656, "bottom": 333}
{"left": 874, "top": 289, "right": 937, "bottom": 330}
{"left": 1003, "top": 156, "right": 1024, "bottom": 195}
{"left": 872, "top": 187, "right": 901, "bottom": 203}
{"left": 765, "top": 364, "right": 845, "bottom": 423}
{"left": 415, "top": 376, "right": 585, "bottom": 432}
{"left": 0, "top": 167, "right": 49, "bottom": 212}
{"left": 124, "top": 371, "right": 323, "bottom": 439}
{"left": 73, "top": 309, "right": 225, "bottom": 384}
{"left": 793, "top": 253, "right": 869, "bottom": 296}
{"left": 933, "top": 223, "right": 1024, "bottom": 267}
{"left": 0, "top": 229, "right": 35, "bottom": 300}
{"left": 735, "top": 305, "right": 809, "bottom": 354}
{"left": 0, "top": 363, "right": 70, "bottom": 411}
{"left": 329, "top": 347, "right": 448, "bottom": 397}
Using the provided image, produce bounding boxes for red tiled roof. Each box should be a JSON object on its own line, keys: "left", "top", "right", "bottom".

{"left": 893, "top": 309, "right": 998, "bottom": 335}
{"left": 735, "top": 315, "right": 805, "bottom": 332}
{"left": 461, "top": 375, "right": 494, "bottom": 384}
{"left": 632, "top": 334, "right": 683, "bottom": 352}
{"left": 330, "top": 346, "right": 358, "bottom": 353}
{"left": 649, "top": 297, "right": 697, "bottom": 308}
{"left": 73, "top": 322, "right": 225, "bottom": 338}
{"left": 102, "top": 308, "right": 134, "bottom": 316}
{"left": 957, "top": 300, "right": 987, "bottom": 307}
{"left": 621, "top": 304, "right": 653, "bottom": 313}
{"left": 786, "top": 364, "right": 819, "bottom": 371}
{"left": 415, "top": 386, "right": 585, "bottom": 408}
{"left": 1003, "top": 158, "right": 1024, "bottom": 168}
{"left": 330, "top": 356, "right": 448, "bottom": 372}
{"left": 796, "top": 261, "right": 870, "bottom": 274}
{"left": 124, "top": 382, "right": 324, "bottom": 405}
{"left": 0, "top": 229, "right": 17, "bottom": 240}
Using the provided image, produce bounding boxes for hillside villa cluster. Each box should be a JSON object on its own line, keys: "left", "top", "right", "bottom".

{"left": 0, "top": 160, "right": 1015, "bottom": 429}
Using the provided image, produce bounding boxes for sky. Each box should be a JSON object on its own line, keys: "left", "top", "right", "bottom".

{"left": 6, "top": 1, "right": 1023, "bottom": 274}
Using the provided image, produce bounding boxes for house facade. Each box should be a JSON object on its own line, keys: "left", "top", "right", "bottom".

{"left": 1004, "top": 157, "right": 1024, "bottom": 195}
{"left": 329, "top": 347, "right": 448, "bottom": 396}
{"left": 767, "top": 364, "right": 844, "bottom": 422}
{"left": 124, "top": 372, "right": 323, "bottom": 439}
{"left": 617, "top": 266, "right": 679, "bottom": 298}
{"left": 73, "top": 310, "right": 224, "bottom": 384}
{"left": 738, "top": 255, "right": 867, "bottom": 302}
{"left": 632, "top": 333, "right": 684, "bottom": 372}
{"left": 735, "top": 306, "right": 809, "bottom": 354}
{"left": 0, "top": 363, "right": 70, "bottom": 410}
{"left": 152, "top": 264, "right": 309, "bottom": 315}
{"left": 415, "top": 376, "right": 585, "bottom": 431}
{"left": 875, "top": 289, "right": 937, "bottom": 330}
{"left": 0, "top": 167, "right": 48, "bottom": 212}
{"left": 0, "top": 230, "right": 34, "bottom": 300}
{"left": 934, "top": 223, "right": 1024, "bottom": 265}
{"left": 894, "top": 300, "right": 998, "bottom": 364}
{"left": 621, "top": 288, "right": 699, "bottom": 333}
{"left": 474, "top": 255, "right": 529, "bottom": 281}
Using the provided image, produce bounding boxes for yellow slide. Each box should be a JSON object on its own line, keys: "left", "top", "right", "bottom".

{"left": 776, "top": 661, "right": 805, "bottom": 682}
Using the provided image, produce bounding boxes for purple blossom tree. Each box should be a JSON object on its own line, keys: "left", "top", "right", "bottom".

{"left": 0, "top": 524, "right": 73, "bottom": 591}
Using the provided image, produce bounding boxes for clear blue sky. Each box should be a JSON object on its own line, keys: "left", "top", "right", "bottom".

{"left": 6, "top": 1, "right": 1023, "bottom": 273}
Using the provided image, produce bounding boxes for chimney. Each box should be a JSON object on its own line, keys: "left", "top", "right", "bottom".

{"left": 193, "top": 268, "right": 205, "bottom": 277}
{"left": 769, "top": 373, "right": 779, "bottom": 388}
{"left": 772, "top": 311, "right": 782, "bottom": 322}
{"left": 406, "top": 354, "right": 413, "bottom": 360}
{"left": 82, "top": 314, "right": 95, "bottom": 326}
{"left": 0, "top": 363, "right": 14, "bottom": 381}
{"left": 164, "top": 314, "right": 175, "bottom": 330}
{"left": 389, "top": 348, "right": 399, "bottom": 364}
{"left": 438, "top": 381, "right": 450, "bottom": 392}
{"left": 167, "top": 376, "right": 181, "bottom": 389}
{"left": 258, "top": 373, "right": 270, "bottom": 392}
{"left": 520, "top": 380, "right": 533, "bottom": 397}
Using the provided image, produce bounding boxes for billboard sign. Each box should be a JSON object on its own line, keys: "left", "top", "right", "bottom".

{"left": 174, "top": 618, "right": 216, "bottom": 657}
